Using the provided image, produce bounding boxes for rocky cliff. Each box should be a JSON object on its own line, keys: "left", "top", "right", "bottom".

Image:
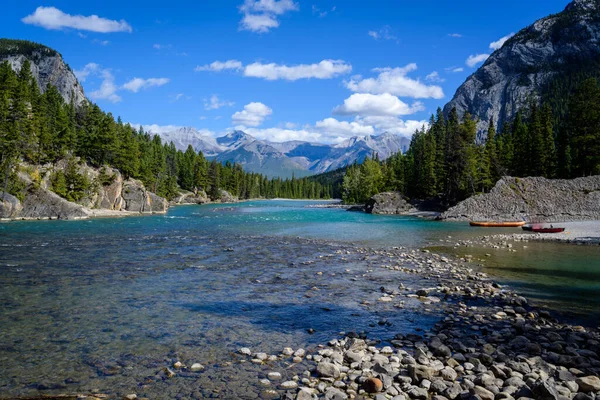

{"left": 0, "top": 162, "right": 169, "bottom": 220}
{"left": 444, "top": 0, "right": 600, "bottom": 140}
{"left": 0, "top": 39, "right": 86, "bottom": 105}
{"left": 440, "top": 176, "right": 600, "bottom": 222}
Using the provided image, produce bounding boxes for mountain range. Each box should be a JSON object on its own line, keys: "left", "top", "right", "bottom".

{"left": 153, "top": 127, "right": 410, "bottom": 178}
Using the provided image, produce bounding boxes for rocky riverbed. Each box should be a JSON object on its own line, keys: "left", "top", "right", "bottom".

{"left": 146, "top": 247, "right": 600, "bottom": 400}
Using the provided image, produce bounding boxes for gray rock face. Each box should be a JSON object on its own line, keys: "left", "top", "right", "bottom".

{"left": 0, "top": 192, "right": 22, "bottom": 218}
{"left": 170, "top": 190, "right": 209, "bottom": 205}
{"left": 365, "top": 192, "right": 416, "bottom": 215}
{"left": 217, "top": 189, "right": 238, "bottom": 203}
{"left": 122, "top": 179, "right": 168, "bottom": 213}
{"left": 1, "top": 40, "right": 86, "bottom": 106}
{"left": 20, "top": 187, "right": 89, "bottom": 220}
{"left": 444, "top": 0, "right": 600, "bottom": 140}
{"left": 441, "top": 175, "right": 600, "bottom": 222}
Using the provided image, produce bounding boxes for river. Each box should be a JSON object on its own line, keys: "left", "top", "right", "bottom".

{"left": 0, "top": 200, "right": 598, "bottom": 398}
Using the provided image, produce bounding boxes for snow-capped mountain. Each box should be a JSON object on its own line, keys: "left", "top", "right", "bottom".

{"left": 151, "top": 128, "right": 410, "bottom": 178}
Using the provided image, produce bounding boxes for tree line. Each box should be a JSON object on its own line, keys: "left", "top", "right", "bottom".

{"left": 0, "top": 59, "right": 332, "bottom": 202}
{"left": 341, "top": 77, "right": 600, "bottom": 205}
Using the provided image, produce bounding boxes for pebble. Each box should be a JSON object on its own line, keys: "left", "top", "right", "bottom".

{"left": 280, "top": 380, "right": 298, "bottom": 389}
{"left": 190, "top": 363, "right": 204, "bottom": 371}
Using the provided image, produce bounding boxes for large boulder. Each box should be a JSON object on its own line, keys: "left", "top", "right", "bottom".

{"left": 19, "top": 187, "right": 89, "bottom": 220}
{"left": 218, "top": 189, "right": 238, "bottom": 203}
{"left": 122, "top": 179, "right": 168, "bottom": 213}
{"left": 0, "top": 192, "right": 23, "bottom": 218}
{"left": 365, "top": 192, "right": 416, "bottom": 215}
{"left": 170, "top": 190, "right": 210, "bottom": 206}
{"left": 95, "top": 170, "right": 124, "bottom": 210}
{"left": 441, "top": 176, "right": 600, "bottom": 222}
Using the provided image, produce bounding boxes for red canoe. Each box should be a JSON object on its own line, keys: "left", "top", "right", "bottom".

{"left": 522, "top": 226, "right": 565, "bottom": 233}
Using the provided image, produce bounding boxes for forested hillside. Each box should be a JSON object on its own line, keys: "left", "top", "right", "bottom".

{"left": 342, "top": 76, "right": 600, "bottom": 205}
{"left": 0, "top": 57, "right": 332, "bottom": 203}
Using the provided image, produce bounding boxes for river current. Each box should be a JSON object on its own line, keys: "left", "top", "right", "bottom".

{"left": 0, "top": 200, "right": 598, "bottom": 398}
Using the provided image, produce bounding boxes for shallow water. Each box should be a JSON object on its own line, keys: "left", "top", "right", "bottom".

{"left": 443, "top": 241, "right": 600, "bottom": 324}
{"left": 0, "top": 200, "right": 599, "bottom": 398}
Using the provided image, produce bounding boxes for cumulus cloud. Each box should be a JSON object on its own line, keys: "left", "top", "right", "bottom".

{"left": 204, "top": 95, "right": 235, "bottom": 110}
{"left": 489, "top": 33, "right": 515, "bottom": 50}
{"left": 74, "top": 63, "right": 100, "bottom": 82}
{"left": 238, "top": 0, "right": 299, "bottom": 33}
{"left": 195, "top": 59, "right": 352, "bottom": 81}
{"left": 194, "top": 60, "right": 243, "bottom": 72}
{"left": 244, "top": 59, "right": 351, "bottom": 80}
{"left": 22, "top": 6, "right": 132, "bottom": 33}
{"left": 315, "top": 117, "right": 375, "bottom": 136}
{"left": 333, "top": 93, "right": 424, "bottom": 117}
{"left": 466, "top": 53, "right": 490, "bottom": 67}
{"left": 425, "top": 71, "right": 445, "bottom": 83}
{"left": 345, "top": 64, "right": 444, "bottom": 99}
{"left": 241, "top": 127, "right": 324, "bottom": 142}
{"left": 90, "top": 69, "right": 121, "bottom": 103}
{"left": 74, "top": 63, "right": 121, "bottom": 103}
{"left": 122, "top": 78, "right": 170, "bottom": 93}
{"left": 367, "top": 25, "right": 398, "bottom": 42}
{"left": 355, "top": 116, "right": 428, "bottom": 137}
{"left": 448, "top": 33, "right": 462, "bottom": 38}
{"left": 232, "top": 102, "right": 273, "bottom": 126}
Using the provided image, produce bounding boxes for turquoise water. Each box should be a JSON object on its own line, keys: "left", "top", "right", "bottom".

{"left": 0, "top": 200, "right": 599, "bottom": 398}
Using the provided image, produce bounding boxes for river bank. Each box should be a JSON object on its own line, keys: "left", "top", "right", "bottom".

{"left": 157, "top": 245, "right": 600, "bottom": 400}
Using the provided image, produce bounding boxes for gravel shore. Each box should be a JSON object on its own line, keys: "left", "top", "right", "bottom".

{"left": 478, "top": 221, "right": 600, "bottom": 246}
{"left": 156, "top": 246, "right": 600, "bottom": 400}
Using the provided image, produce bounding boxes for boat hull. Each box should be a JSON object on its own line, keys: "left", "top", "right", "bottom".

{"left": 522, "top": 227, "right": 565, "bottom": 233}
{"left": 470, "top": 221, "right": 526, "bottom": 227}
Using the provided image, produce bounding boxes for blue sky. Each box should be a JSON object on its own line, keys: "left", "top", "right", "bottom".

{"left": 3, "top": 0, "right": 569, "bottom": 143}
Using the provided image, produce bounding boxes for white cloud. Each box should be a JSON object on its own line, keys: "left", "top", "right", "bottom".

{"left": 22, "top": 6, "right": 132, "bottom": 33}
{"left": 93, "top": 39, "right": 110, "bottom": 46}
{"left": 367, "top": 25, "right": 398, "bottom": 42}
{"left": 284, "top": 122, "right": 298, "bottom": 129}
{"left": 239, "top": 0, "right": 299, "bottom": 33}
{"left": 195, "top": 59, "right": 352, "bottom": 81}
{"left": 241, "top": 126, "right": 324, "bottom": 142}
{"left": 74, "top": 63, "right": 100, "bottom": 82}
{"left": 244, "top": 59, "right": 352, "bottom": 81}
{"left": 312, "top": 5, "right": 334, "bottom": 18}
{"left": 153, "top": 43, "right": 172, "bottom": 50}
{"left": 90, "top": 69, "right": 121, "bottom": 103}
{"left": 232, "top": 102, "right": 273, "bottom": 126}
{"left": 122, "top": 77, "right": 170, "bottom": 93}
{"left": 315, "top": 117, "right": 375, "bottom": 136}
{"left": 345, "top": 64, "right": 444, "bottom": 99}
{"left": 448, "top": 33, "right": 462, "bottom": 38}
{"left": 333, "top": 93, "right": 424, "bottom": 117}
{"left": 356, "top": 116, "right": 428, "bottom": 137}
{"left": 194, "top": 60, "right": 243, "bottom": 72}
{"left": 425, "top": 71, "right": 445, "bottom": 83}
{"left": 489, "top": 33, "right": 515, "bottom": 50}
{"left": 204, "top": 94, "right": 235, "bottom": 110}
{"left": 445, "top": 66, "right": 464, "bottom": 73}
{"left": 466, "top": 53, "right": 490, "bottom": 68}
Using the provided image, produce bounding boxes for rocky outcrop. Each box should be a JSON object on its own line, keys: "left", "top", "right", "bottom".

{"left": 441, "top": 175, "right": 600, "bottom": 222}
{"left": 217, "top": 190, "right": 238, "bottom": 203}
{"left": 0, "top": 163, "right": 169, "bottom": 220}
{"left": 0, "top": 192, "right": 23, "bottom": 218}
{"left": 169, "top": 190, "right": 210, "bottom": 206}
{"left": 444, "top": 0, "right": 600, "bottom": 140}
{"left": 19, "top": 186, "right": 89, "bottom": 220}
{"left": 121, "top": 179, "right": 168, "bottom": 213}
{"left": 0, "top": 39, "right": 86, "bottom": 106}
{"left": 365, "top": 192, "right": 416, "bottom": 215}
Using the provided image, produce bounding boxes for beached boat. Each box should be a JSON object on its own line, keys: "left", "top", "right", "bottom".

{"left": 469, "top": 221, "right": 526, "bottom": 227}
{"left": 522, "top": 226, "right": 565, "bottom": 233}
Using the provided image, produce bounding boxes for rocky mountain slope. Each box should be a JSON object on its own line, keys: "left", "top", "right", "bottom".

{"left": 0, "top": 38, "right": 86, "bottom": 105}
{"left": 444, "top": 0, "right": 600, "bottom": 139}
{"left": 154, "top": 128, "right": 410, "bottom": 178}
{"left": 440, "top": 175, "right": 600, "bottom": 222}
